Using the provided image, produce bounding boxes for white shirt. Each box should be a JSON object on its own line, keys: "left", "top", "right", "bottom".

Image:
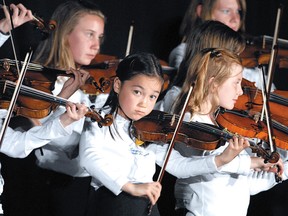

{"left": 0, "top": 109, "right": 73, "bottom": 158}
{"left": 0, "top": 32, "right": 10, "bottom": 47}
{"left": 79, "top": 110, "right": 253, "bottom": 196}
{"left": 168, "top": 43, "right": 187, "bottom": 69}
{"left": 35, "top": 77, "right": 108, "bottom": 177}
{"left": 154, "top": 86, "right": 181, "bottom": 112}
{"left": 174, "top": 113, "right": 288, "bottom": 216}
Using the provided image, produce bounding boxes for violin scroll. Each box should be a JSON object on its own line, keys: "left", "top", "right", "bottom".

{"left": 30, "top": 14, "right": 56, "bottom": 36}
{"left": 87, "top": 105, "right": 113, "bottom": 127}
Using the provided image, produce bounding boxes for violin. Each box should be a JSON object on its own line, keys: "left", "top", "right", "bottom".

{"left": 80, "top": 54, "right": 175, "bottom": 95}
{"left": 0, "top": 59, "right": 112, "bottom": 121}
{"left": 30, "top": 14, "right": 56, "bottom": 36}
{"left": 132, "top": 110, "right": 279, "bottom": 163}
{"left": 216, "top": 108, "right": 288, "bottom": 151}
{"left": 0, "top": 80, "right": 113, "bottom": 126}
{"left": 79, "top": 54, "right": 119, "bottom": 95}
{"left": 240, "top": 35, "right": 288, "bottom": 69}
{"left": 236, "top": 78, "right": 288, "bottom": 126}
{"left": 0, "top": 57, "right": 106, "bottom": 93}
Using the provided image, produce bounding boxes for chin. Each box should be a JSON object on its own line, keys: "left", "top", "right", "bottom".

{"left": 78, "top": 59, "right": 92, "bottom": 66}
{"left": 222, "top": 104, "right": 234, "bottom": 110}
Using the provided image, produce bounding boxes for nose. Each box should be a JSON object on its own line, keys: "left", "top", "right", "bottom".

{"left": 139, "top": 96, "right": 148, "bottom": 108}
{"left": 230, "top": 10, "right": 240, "bottom": 23}
{"left": 238, "top": 85, "right": 243, "bottom": 96}
{"left": 91, "top": 37, "right": 101, "bottom": 52}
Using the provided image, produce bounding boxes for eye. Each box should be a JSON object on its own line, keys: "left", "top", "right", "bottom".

{"left": 87, "top": 32, "right": 94, "bottom": 38}
{"left": 236, "top": 79, "right": 242, "bottom": 85}
{"left": 220, "top": 9, "right": 230, "bottom": 14}
{"left": 150, "top": 94, "right": 158, "bottom": 100}
{"left": 99, "top": 35, "right": 105, "bottom": 44}
{"left": 133, "top": 90, "right": 141, "bottom": 95}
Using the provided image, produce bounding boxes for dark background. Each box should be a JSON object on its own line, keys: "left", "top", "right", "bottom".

{"left": 1, "top": 0, "right": 288, "bottom": 61}
{"left": 1, "top": 0, "right": 288, "bottom": 89}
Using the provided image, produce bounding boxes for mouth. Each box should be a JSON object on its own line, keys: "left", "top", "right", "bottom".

{"left": 87, "top": 54, "right": 96, "bottom": 59}
{"left": 135, "top": 110, "right": 146, "bottom": 116}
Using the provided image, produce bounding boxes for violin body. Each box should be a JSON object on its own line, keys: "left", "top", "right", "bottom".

{"left": 80, "top": 54, "right": 119, "bottom": 95}
{"left": 133, "top": 110, "right": 232, "bottom": 151}
{"left": 0, "top": 58, "right": 69, "bottom": 118}
{"left": 236, "top": 78, "right": 288, "bottom": 126}
{"left": 80, "top": 54, "right": 174, "bottom": 95}
{"left": 216, "top": 109, "right": 288, "bottom": 151}
{"left": 0, "top": 80, "right": 113, "bottom": 126}
{"left": 240, "top": 35, "right": 288, "bottom": 69}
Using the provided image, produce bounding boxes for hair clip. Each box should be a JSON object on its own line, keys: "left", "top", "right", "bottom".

{"left": 201, "top": 48, "right": 222, "bottom": 58}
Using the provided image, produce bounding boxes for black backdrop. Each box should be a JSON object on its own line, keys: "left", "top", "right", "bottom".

{"left": 1, "top": 0, "right": 288, "bottom": 89}
{"left": 1, "top": 0, "right": 288, "bottom": 61}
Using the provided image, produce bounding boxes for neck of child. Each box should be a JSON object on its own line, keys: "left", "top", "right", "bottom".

{"left": 198, "top": 100, "right": 212, "bottom": 115}
{"left": 117, "top": 106, "right": 131, "bottom": 121}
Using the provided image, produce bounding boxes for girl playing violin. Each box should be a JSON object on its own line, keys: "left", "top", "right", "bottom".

{"left": 155, "top": 20, "right": 245, "bottom": 112}
{"left": 79, "top": 52, "right": 278, "bottom": 216}
{"left": 0, "top": 1, "right": 106, "bottom": 216}
{"left": 171, "top": 48, "right": 287, "bottom": 216}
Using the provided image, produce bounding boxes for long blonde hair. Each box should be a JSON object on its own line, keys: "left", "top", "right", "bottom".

{"left": 33, "top": 1, "right": 105, "bottom": 69}
{"left": 173, "top": 48, "right": 242, "bottom": 116}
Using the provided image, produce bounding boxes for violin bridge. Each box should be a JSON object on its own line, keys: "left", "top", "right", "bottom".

{"left": 171, "top": 114, "right": 176, "bottom": 126}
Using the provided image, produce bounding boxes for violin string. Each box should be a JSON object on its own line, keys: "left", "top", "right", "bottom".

{"left": 2, "top": 59, "right": 44, "bottom": 71}
{"left": 5, "top": 80, "right": 68, "bottom": 106}
{"left": 148, "top": 112, "right": 275, "bottom": 160}
{"left": 162, "top": 114, "right": 232, "bottom": 140}
{"left": 270, "top": 93, "right": 288, "bottom": 106}
{"left": 270, "top": 117, "right": 288, "bottom": 134}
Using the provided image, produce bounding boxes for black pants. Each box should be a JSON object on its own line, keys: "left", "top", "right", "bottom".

{"left": 38, "top": 168, "right": 92, "bottom": 216}
{"left": 0, "top": 152, "right": 48, "bottom": 216}
{"left": 0, "top": 151, "right": 91, "bottom": 216}
{"left": 87, "top": 186, "right": 160, "bottom": 216}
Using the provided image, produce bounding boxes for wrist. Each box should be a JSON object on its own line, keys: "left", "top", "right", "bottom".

{"left": 59, "top": 113, "right": 74, "bottom": 127}
{"left": 0, "top": 29, "right": 10, "bottom": 36}
{"left": 215, "top": 154, "right": 227, "bottom": 167}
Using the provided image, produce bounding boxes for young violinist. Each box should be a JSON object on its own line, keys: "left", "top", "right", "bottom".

{"left": 170, "top": 48, "right": 287, "bottom": 216}
{"left": 169, "top": 0, "right": 276, "bottom": 91}
{"left": 0, "top": 1, "right": 106, "bottom": 216}
{"left": 155, "top": 20, "right": 245, "bottom": 112}
{"left": 78, "top": 52, "right": 279, "bottom": 216}
{"left": 0, "top": 3, "right": 33, "bottom": 47}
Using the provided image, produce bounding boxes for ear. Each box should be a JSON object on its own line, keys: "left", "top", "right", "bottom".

{"left": 113, "top": 77, "right": 121, "bottom": 94}
{"left": 196, "top": 4, "right": 202, "bottom": 17}
{"left": 209, "top": 77, "right": 217, "bottom": 92}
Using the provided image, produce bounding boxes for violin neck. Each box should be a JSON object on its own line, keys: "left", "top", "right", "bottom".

{"left": 0, "top": 80, "right": 68, "bottom": 106}
{"left": 270, "top": 93, "right": 288, "bottom": 106}
{"left": 0, "top": 58, "right": 69, "bottom": 77}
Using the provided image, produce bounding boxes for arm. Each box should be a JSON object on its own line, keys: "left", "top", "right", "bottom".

{"left": 0, "top": 103, "right": 87, "bottom": 158}
{"left": 57, "top": 68, "right": 90, "bottom": 99}
{"left": 168, "top": 43, "right": 187, "bottom": 69}
{"left": 147, "top": 136, "right": 251, "bottom": 178}
{"left": 248, "top": 159, "right": 288, "bottom": 195}
{"left": 79, "top": 122, "right": 162, "bottom": 205}
{"left": 122, "top": 182, "right": 162, "bottom": 205}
